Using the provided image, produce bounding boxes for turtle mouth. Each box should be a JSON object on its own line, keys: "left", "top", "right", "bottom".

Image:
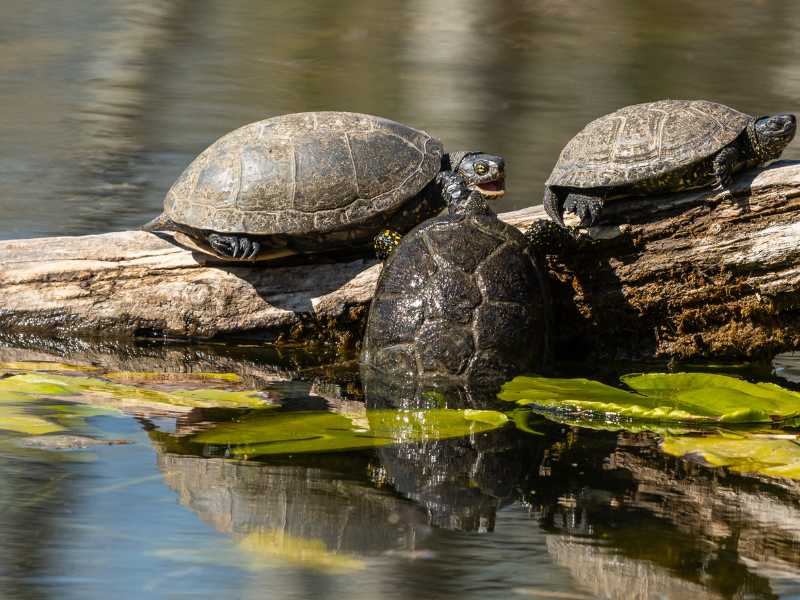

{"left": 473, "top": 179, "right": 506, "bottom": 198}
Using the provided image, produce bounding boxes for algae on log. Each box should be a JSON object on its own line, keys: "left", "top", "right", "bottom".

{"left": 2, "top": 161, "right": 800, "bottom": 360}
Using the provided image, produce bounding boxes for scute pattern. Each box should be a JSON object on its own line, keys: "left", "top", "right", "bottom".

{"left": 162, "top": 112, "right": 443, "bottom": 235}
{"left": 363, "top": 214, "right": 544, "bottom": 382}
{"left": 547, "top": 100, "right": 751, "bottom": 189}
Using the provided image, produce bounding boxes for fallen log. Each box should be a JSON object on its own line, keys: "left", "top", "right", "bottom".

{"left": 2, "top": 161, "right": 800, "bottom": 361}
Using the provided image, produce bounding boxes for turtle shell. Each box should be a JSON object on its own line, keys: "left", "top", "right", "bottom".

{"left": 546, "top": 100, "right": 752, "bottom": 189}
{"left": 362, "top": 212, "right": 545, "bottom": 385}
{"left": 163, "top": 112, "right": 443, "bottom": 235}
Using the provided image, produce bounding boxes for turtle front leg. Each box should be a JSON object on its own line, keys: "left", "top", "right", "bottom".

{"left": 207, "top": 233, "right": 261, "bottom": 260}
{"left": 373, "top": 229, "right": 403, "bottom": 260}
{"left": 711, "top": 146, "right": 740, "bottom": 193}
{"left": 564, "top": 193, "right": 604, "bottom": 228}
{"left": 524, "top": 218, "right": 580, "bottom": 259}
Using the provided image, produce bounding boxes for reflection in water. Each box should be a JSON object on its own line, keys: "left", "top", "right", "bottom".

{"left": 3, "top": 1, "right": 800, "bottom": 239}
{"left": 153, "top": 451, "right": 428, "bottom": 562}
{"left": 1, "top": 343, "right": 800, "bottom": 597}
{"left": 528, "top": 427, "right": 800, "bottom": 599}
{"left": 0, "top": 443, "right": 71, "bottom": 600}
{"left": 362, "top": 372, "right": 541, "bottom": 532}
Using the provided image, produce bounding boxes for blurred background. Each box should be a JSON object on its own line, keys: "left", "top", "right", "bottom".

{"left": 2, "top": 0, "right": 799, "bottom": 240}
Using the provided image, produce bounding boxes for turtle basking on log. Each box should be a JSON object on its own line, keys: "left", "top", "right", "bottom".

{"left": 143, "top": 111, "right": 506, "bottom": 261}
{"left": 361, "top": 171, "right": 558, "bottom": 388}
{"left": 543, "top": 100, "right": 796, "bottom": 228}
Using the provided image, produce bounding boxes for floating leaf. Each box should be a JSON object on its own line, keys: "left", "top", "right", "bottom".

{"left": 0, "top": 405, "right": 64, "bottom": 435}
{"left": 621, "top": 373, "right": 800, "bottom": 422}
{"left": 508, "top": 409, "right": 545, "bottom": 436}
{"left": 0, "top": 373, "right": 270, "bottom": 410}
{"left": 499, "top": 373, "right": 800, "bottom": 423}
{"left": 193, "top": 408, "right": 508, "bottom": 456}
{"left": 661, "top": 432, "right": 800, "bottom": 479}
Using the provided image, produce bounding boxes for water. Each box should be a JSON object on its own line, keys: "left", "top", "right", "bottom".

{"left": 3, "top": 0, "right": 800, "bottom": 239}
{"left": 1, "top": 342, "right": 800, "bottom": 599}
{"left": 4, "top": 3, "right": 800, "bottom": 598}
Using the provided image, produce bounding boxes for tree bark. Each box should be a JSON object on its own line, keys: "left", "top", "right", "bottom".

{"left": 2, "top": 161, "right": 800, "bottom": 361}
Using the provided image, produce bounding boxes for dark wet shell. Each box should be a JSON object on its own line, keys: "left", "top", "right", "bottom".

{"left": 362, "top": 213, "right": 544, "bottom": 382}
{"left": 546, "top": 100, "right": 752, "bottom": 189}
{"left": 163, "top": 112, "right": 443, "bottom": 235}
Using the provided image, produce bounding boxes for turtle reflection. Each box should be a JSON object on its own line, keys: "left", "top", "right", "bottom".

{"left": 146, "top": 374, "right": 800, "bottom": 596}
{"left": 362, "top": 370, "right": 543, "bottom": 533}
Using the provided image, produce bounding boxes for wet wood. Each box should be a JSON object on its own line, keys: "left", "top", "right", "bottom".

{"left": 2, "top": 161, "right": 800, "bottom": 360}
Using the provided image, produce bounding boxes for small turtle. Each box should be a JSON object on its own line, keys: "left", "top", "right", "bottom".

{"left": 361, "top": 171, "right": 548, "bottom": 388}
{"left": 543, "top": 100, "right": 796, "bottom": 227}
{"left": 143, "top": 112, "right": 505, "bottom": 261}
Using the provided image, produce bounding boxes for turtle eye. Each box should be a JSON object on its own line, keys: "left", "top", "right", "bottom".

{"left": 474, "top": 162, "right": 488, "bottom": 176}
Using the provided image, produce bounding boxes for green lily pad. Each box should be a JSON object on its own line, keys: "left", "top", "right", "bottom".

{"left": 0, "top": 405, "right": 65, "bottom": 435}
{"left": 661, "top": 432, "right": 800, "bottom": 479}
{"left": 193, "top": 408, "right": 509, "bottom": 456}
{"left": 0, "top": 373, "right": 270, "bottom": 410}
{"left": 499, "top": 373, "right": 800, "bottom": 424}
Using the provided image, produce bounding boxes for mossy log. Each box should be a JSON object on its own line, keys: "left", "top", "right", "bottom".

{"left": 2, "top": 161, "right": 800, "bottom": 361}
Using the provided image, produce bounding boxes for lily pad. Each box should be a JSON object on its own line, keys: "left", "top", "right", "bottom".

{"left": 0, "top": 373, "right": 270, "bottom": 410}
{"left": 193, "top": 408, "right": 509, "bottom": 456}
{"left": 0, "top": 405, "right": 64, "bottom": 435}
{"left": 661, "top": 432, "right": 800, "bottom": 479}
{"left": 499, "top": 373, "right": 800, "bottom": 424}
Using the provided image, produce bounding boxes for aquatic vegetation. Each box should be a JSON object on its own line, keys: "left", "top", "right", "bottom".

{"left": 238, "top": 529, "right": 365, "bottom": 573}
{"left": 0, "top": 405, "right": 65, "bottom": 436}
{"left": 500, "top": 372, "right": 800, "bottom": 423}
{"left": 661, "top": 432, "right": 800, "bottom": 480}
{"left": 193, "top": 408, "right": 509, "bottom": 456}
{"left": 503, "top": 372, "right": 800, "bottom": 482}
{"left": 0, "top": 377, "right": 118, "bottom": 437}
{"left": 104, "top": 371, "right": 243, "bottom": 384}
{"left": 0, "top": 362, "right": 274, "bottom": 441}
{"left": 0, "top": 372, "right": 271, "bottom": 411}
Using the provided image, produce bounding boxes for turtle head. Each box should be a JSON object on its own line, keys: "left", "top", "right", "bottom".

{"left": 447, "top": 152, "right": 506, "bottom": 199}
{"left": 751, "top": 113, "right": 796, "bottom": 160}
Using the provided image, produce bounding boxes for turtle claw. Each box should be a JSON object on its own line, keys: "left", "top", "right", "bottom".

{"left": 243, "top": 239, "right": 261, "bottom": 259}
{"left": 208, "top": 233, "right": 260, "bottom": 260}
{"left": 564, "top": 194, "right": 603, "bottom": 228}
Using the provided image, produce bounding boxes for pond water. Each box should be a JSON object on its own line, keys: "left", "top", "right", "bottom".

{"left": 3, "top": 0, "right": 800, "bottom": 239}
{"left": 1, "top": 342, "right": 800, "bottom": 599}
{"left": 4, "top": 2, "right": 800, "bottom": 598}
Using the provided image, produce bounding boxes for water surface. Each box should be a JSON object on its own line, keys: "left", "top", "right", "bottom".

{"left": 1, "top": 343, "right": 800, "bottom": 599}
{"left": 2, "top": 0, "right": 800, "bottom": 239}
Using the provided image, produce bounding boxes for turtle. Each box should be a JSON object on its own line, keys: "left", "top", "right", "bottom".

{"left": 543, "top": 100, "right": 796, "bottom": 228}
{"left": 142, "top": 111, "right": 506, "bottom": 261}
{"left": 361, "top": 170, "right": 548, "bottom": 388}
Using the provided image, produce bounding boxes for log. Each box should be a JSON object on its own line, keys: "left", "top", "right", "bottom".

{"left": 2, "top": 161, "right": 800, "bottom": 361}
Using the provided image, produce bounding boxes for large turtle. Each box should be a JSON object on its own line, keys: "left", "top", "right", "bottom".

{"left": 543, "top": 100, "right": 796, "bottom": 228}
{"left": 361, "top": 171, "right": 548, "bottom": 388}
{"left": 143, "top": 111, "right": 506, "bottom": 261}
